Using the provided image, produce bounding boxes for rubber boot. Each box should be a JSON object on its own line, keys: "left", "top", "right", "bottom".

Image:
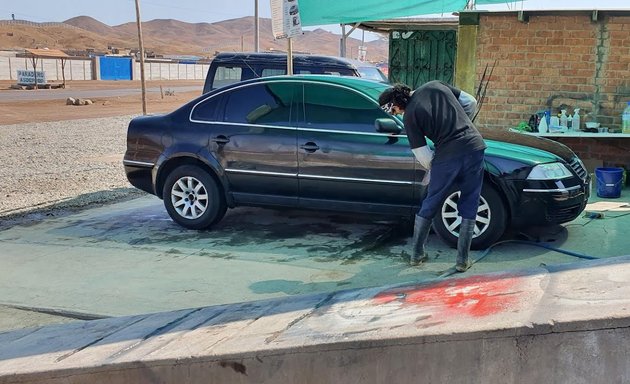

{"left": 410, "top": 215, "right": 431, "bottom": 266}
{"left": 455, "top": 218, "right": 476, "bottom": 272}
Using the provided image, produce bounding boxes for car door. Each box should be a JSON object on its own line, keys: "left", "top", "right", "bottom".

{"left": 296, "top": 82, "right": 416, "bottom": 215}
{"left": 190, "top": 81, "right": 299, "bottom": 206}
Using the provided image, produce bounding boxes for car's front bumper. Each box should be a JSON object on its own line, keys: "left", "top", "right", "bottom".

{"left": 507, "top": 175, "right": 591, "bottom": 228}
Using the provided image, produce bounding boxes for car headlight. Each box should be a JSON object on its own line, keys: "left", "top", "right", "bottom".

{"left": 527, "top": 162, "right": 573, "bottom": 180}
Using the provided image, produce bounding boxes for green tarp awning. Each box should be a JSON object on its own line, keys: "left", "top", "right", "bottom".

{"left": 299, "top": 0, "right": 509, "bottom": 26}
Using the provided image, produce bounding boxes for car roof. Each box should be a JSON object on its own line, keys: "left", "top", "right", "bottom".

{"left": 212, "top": 74, "right": 391, "bottom": 101}
{"left": 212, "top": 52, "right": 377, "bottom": 69}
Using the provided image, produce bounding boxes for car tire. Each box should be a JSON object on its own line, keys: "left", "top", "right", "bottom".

{"left": 162, "top": 165, "right": 227, "bottom": 230}
{"left": 433, "top": 183, "right": 507, "bottom": 250}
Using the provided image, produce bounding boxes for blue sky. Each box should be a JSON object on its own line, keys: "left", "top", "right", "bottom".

{"left": 1, "top": 0, "right": 628, "bottom": 41}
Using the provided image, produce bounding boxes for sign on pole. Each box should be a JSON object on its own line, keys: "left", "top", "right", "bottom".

{"left": 270, "top": 0, "right": 303, "bottom": 39}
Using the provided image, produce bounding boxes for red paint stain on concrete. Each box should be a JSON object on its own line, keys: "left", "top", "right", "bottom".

{"left": 374, "top": 274, "right": 522, "bottom": 318}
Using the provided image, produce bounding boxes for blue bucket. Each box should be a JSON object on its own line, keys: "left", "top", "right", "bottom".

{"left": 595, "top": 167, "right": 624, "bottom": 198}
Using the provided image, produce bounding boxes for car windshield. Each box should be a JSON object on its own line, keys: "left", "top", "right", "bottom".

{"left": 357, "top": 67, "right": 388, "bottom": 82}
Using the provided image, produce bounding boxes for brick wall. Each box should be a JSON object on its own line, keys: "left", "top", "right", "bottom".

{"left": 472, "top": 11, "right": 630, "bottom": 169}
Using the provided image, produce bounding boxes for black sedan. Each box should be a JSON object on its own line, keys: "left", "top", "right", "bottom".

{"left": 123, "top": 75, "right": 590, "bottom": 249}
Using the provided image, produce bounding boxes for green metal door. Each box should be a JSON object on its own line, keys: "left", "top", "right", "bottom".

{"left": 389, "top": 30, "right": 457, "bottom": 88}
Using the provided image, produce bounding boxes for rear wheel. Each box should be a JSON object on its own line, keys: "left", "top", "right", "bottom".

{"left": 162, "top": 165, "right": 227, "bottom": 229}
{"left": 433, "top": 183, "right": 507, "bottom": 250}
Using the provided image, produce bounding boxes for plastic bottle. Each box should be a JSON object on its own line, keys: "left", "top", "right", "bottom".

{"left": 560, "top": 110, "right": 568, "bottom": 128}
{"left": 567, "top": 114, "right": 573, "bottom": 130}
{"left": 573, "top": 108, "right": 581, "bottom": 131}
{"left": 622, "top": 102, "right": 630, "bottom": 134}
{"left": 538, "top": 115, "right": 548, "bottom": 133}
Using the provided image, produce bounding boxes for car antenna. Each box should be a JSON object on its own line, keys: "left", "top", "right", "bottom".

{"left": 232, "top": 49, "right": 262, "bottom": 78}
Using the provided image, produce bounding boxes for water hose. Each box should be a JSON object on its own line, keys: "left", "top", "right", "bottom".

{"left": 438, "top": 239, "right": 600, "bottom": 278}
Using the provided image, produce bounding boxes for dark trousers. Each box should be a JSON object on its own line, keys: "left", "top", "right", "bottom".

{"left": 418, "top": 150, "right": 485, "bottom": 221}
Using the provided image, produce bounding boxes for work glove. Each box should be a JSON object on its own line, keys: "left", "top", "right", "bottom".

{"left": 420, "top": 169, "right": 431, "bottom": 186}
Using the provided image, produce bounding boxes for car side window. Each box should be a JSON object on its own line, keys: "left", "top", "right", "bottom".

{"left": 302, "top": 83, "right": 390, "bottom": 133}
{"left": 212, "top": 66, "right": 242, "bottom": 89}
{"left": 223, "top": 83, "right": 297, "bottom": 126}
{"left": 191, "top": 94, "right": 227, "bottom": 121}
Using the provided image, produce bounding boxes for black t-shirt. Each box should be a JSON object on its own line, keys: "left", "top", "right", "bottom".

{"left": 403, "top": 80, "right": 486, "bottom": 163}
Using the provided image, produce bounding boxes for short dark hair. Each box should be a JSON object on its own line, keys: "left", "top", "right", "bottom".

{"left": 379, "top": 83, "right": 412, "bottom": 109}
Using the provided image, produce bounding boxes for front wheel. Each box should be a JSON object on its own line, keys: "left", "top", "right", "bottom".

{"left": 432, "top": 183, "right": 507, "bottom": 250}
{"left": 162, "top": 165, "right": 227, "bottom": 230}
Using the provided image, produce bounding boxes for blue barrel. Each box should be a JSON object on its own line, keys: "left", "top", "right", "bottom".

{"left": 595, "top": 167, "right": 624, "bottom": 198}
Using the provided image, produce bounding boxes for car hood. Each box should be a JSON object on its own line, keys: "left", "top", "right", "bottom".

{"left": 480, "top": 128, "right": 575, "bottom": 165}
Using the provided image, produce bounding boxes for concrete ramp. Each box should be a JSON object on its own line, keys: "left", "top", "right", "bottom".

{"left": 2, "top": 256, "right": 630, "bottom": 383}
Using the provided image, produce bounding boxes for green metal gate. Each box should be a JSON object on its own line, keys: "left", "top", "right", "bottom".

{"left": 389, "top": 30, "right": 457, "bottom": 88}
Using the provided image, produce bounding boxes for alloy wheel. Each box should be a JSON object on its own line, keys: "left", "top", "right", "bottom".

{"left": 170, "top": 176, "right": 209, "bottom": 220}
{"left": 440, "top": 191, "right": 491, "bottom": 238}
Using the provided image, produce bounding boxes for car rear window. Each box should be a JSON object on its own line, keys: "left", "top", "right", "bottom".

{"left": 213, "top": 66, "right": 242, "bottom": 89}
{"left": 261, "top": 68, "right": 286, "bottom": 77}
{"left": 357, "top": 67, "right": 388, "bottom": 82}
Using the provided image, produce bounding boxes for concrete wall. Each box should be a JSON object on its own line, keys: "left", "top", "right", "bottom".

{"left": 0, "top": 56, "right": 93, "bottom": 81}
{"left": 133, "top": 61, "right": 209, "bottom": 81}
{"left": 0, "top": 56, "right": 209, "bottom": 82}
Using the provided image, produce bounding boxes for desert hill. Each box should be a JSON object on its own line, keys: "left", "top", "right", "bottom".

{"left": 0, "top": 16, "right": 388, "bottom": 62}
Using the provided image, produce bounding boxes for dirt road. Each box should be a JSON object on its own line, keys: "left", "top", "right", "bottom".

{"left": 0, "top": 80, "right": 204, "bottom": 125}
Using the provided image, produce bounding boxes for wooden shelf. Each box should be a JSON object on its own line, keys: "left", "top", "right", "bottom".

{"left": 512, "top": 130, "right": 630, "bottom": 138}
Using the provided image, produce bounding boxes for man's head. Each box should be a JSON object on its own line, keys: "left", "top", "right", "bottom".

{"left": 379, "top": 83, "right": 412, "bottom": 115}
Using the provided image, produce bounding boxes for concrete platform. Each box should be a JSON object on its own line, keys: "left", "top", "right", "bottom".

{"left": 1, "top": 190, "right": 628, "bottom": 331}
{"left": 2, "top": 255, "right": 630, "bottom": 383}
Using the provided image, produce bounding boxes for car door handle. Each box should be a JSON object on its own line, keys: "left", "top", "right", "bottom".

{"left": 212, "top": 135, "right": 230, "bottom": 145}
{"left": 300, "top": 142, "right": 320, "bottom": 153}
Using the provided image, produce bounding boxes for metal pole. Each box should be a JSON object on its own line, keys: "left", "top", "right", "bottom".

{"left": 135, "top": 0, "right": 147, "bottom": 115}
{"left": 254, "top": 0, "right": 260, "bottom": 52}
{"left": 340, "top": 24, "right": 346, "bottom": 57}
{"left": 287, "top": 38, "right": 293, "bottom": 75}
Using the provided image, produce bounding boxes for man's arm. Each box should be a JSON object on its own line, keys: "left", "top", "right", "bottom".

{"left": 457, "top": 90, "right": 477, "bottom": 119}
{"left": 440, "top": 81, "right": 478, "bottom": 119}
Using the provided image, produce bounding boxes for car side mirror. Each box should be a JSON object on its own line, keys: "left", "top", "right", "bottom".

{"left": 375, "top": 118, "right": 402, "bottom": 134}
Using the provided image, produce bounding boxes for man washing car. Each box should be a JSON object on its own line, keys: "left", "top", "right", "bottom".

{"left": 379, "top": 80, "right": 485, "bottom": 272}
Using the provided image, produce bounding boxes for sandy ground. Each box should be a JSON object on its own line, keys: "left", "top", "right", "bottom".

{"left": 0, "top": 80, "right": 203, "bottom": 125}
{"left": 0, "top": 80, "right": 205, "bottom": 229}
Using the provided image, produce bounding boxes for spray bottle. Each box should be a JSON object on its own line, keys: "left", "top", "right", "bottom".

{"left": 538, "top": 113, "right": 549, "bottom": 133}
{"left": 573, "top": 108, "right": 581, "bottom": 131}
{"left": 560, "top": 110, "right": 568, "bottom": 128}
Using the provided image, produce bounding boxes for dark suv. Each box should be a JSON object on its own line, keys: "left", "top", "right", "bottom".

{"left": 203, "top": 52, "right": 388, "bottom": 93}
{"left": 124, "top": 75, "right": 590, "bottom": 249}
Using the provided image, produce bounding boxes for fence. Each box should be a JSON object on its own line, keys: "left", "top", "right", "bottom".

{"left": 0, "top": 20, "right": 81, "bottom": 29}
{"left": 135, "top": 61, "right": 209, "bottom": 80}
{"left": 0, "top": 56, "right": 93, "bottom": 81}
{"left": 0, "top": 55, "right": 210, "bottom": 82}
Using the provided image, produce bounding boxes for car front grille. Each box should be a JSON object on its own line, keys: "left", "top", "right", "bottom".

{"left": 568, "top": 157, "right": 588, "bottom": 181}
{"left": 547, "top": 204, "right": 583, "bottom": 223}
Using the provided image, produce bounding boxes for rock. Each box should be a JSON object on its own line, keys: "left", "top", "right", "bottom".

{"left": 74, "top": 99, "right": 86, "bottom": 106}
{"left": 66, "top": 97, "right": 76, "bottom": 105}
{"left": 84, "top": 99, "right": 93, "bottom": 105}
